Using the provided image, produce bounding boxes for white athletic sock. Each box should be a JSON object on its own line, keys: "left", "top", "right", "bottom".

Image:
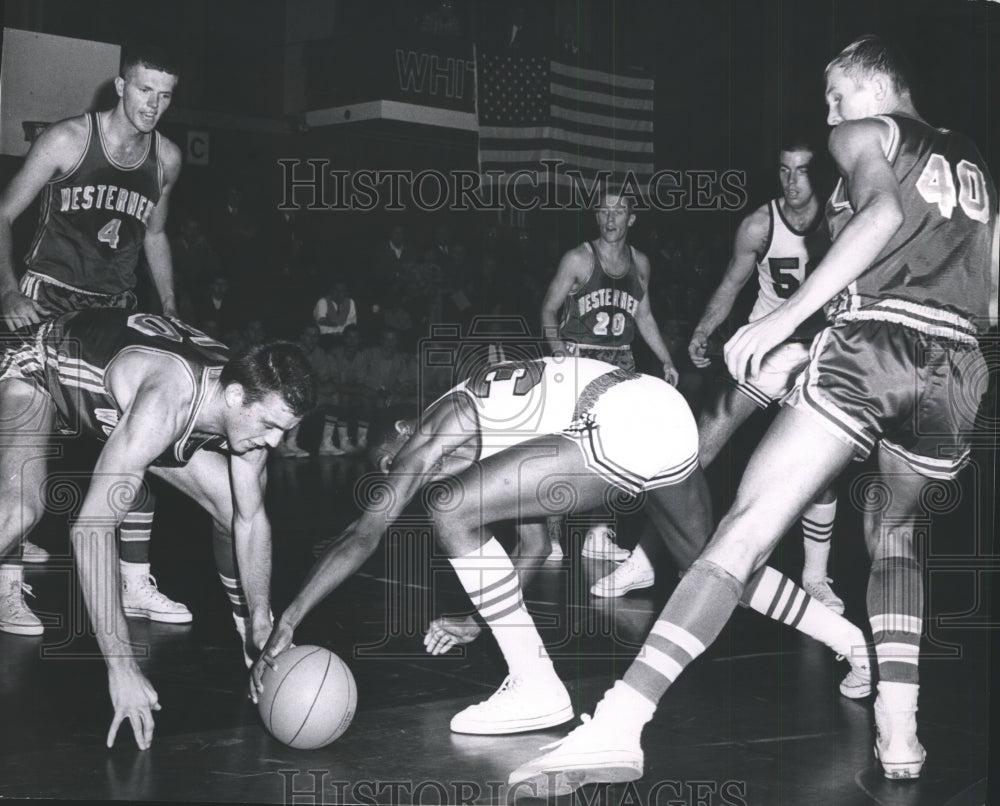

{"left": 802, "top": 499, "right": 837, "bottom": 581}
{"left": 748, "top": 566, "right": 863, "bottom": 657}
{"left": 449, "top": 537, "right": 554, "bottom": 679}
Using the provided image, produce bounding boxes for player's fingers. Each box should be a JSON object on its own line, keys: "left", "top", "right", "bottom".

{"left": 106, "top": 714, "right": 124, "bottom": 748}
{"left": 132, "top": 709, "right": 154, "bottom": 750}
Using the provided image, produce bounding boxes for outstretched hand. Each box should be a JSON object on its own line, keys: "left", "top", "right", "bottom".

{"left": 107, "top": 666, "right": 161, "bottom": 750}
{"left": 0, "top": 290, "right": 45, "bottom": 330}
{"left": 249, "top": 620, "right": 295, "bottom": 704}
{"left": 724, "top": 309, "right": 796, "bottom": 385}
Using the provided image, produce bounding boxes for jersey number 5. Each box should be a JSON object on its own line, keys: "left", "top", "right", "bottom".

{"left": 97, "top": 218, "right": 122, "bottom": 249}
{"left": 768, "top": 257, "right": 800, "bottom": 299}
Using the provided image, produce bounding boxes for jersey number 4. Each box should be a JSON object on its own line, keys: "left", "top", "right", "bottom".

{"left": 916, "top": 154, "right": 990, "bottom": 223}
{"left": 97, "top": 218, "right": 122, "bottom": 249}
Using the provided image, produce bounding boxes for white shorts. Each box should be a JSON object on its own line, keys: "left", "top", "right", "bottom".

{"left": 564, "top": 373, "right": 699, "bottom": 495}
{"left": 732, "top": 340, "right": 810, "bottom": 408}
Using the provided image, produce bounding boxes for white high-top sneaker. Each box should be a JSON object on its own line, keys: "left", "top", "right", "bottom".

{"left": 0, "top": 567, "right": 43, "bottom": 636}
{"left": 874, "top": 682, "right": 926, "bottom": 779}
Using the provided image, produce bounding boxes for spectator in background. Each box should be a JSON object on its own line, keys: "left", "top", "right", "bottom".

{"left": 322, "top": 324, "right": 369, "bottom": 454}
{"left": 170, "top": 215, "right": 220, "bottom": 326}
{"left": 374, "top": 225, "right": 410, "bottom": 293}
{"left": 277, "top": 323, "right": 334, "bottom": 458}
{"left": 363, "top": 327, "right": 419, "bottom": 415}
{"left": 195, "top": 273, "right": 237, "bottom": 337}
{"left": 313, "top": 277, "right": 357, "bottom": 345}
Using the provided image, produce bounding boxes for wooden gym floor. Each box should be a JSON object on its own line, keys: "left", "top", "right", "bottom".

{"left": 0, "top": 425, "right": 995, "bottom": 806}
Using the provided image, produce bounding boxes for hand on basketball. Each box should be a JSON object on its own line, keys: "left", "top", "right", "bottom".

{"left": 688, "top": 329, "right": 712, "bottom": 369}
{"left": 250, "top": 619, "right": 295, "bottom": 704}
{"left": 724, "top": 309, "right": 796, "bottom": 385}
{"left": 0, "top": 290, "right": 45, "bottom": 330}
{"left": 106, "top": 666, "right": 161, "bottom": 750}
{"left": 662, "top": 362, "right": 679, "bottom": 386}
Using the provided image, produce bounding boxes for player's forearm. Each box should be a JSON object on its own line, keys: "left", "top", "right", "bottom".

{"left": 540, "top": 308, "right": 563, "bottom": 351}
{"left": 233, "top": 515, "right": 272, "bottom": 620}
{"left": 0, "top": 223, "right": 22, "bottom": 296}
{"left": 70, "top": 521, "right": 139, "bottom": 671}
{"left": 695, "top": 284, "right": 741, "bottom": 337}
{"left": 143, "top": 232, "right": 176, "bottom": 313}
{"left": 637, "top": 315, "right": 674, "bottom": 366}
{"left": 782, "top": 198, "right": 902, "bottom": 328}
{"left": 281, "top": 525, "right": 382, "bottom": 630}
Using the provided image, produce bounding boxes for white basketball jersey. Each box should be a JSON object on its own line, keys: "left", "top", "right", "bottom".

{"left": 749, "top": 199, "right": 825, "bottom": 323}
{"left": 448, "top": 356, "right": 618, "bottom": 460}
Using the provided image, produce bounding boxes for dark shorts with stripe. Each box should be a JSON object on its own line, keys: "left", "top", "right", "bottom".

{"left": 786, "top": 320, "right": 987, "bottom": 479}
{"left": 21, "top": 272, "right": 137, "bottom": 322}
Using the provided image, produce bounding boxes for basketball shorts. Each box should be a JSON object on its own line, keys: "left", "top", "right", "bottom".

{"left": 21, "top": 271, "right": 137, "bottom": 321}
{"left": 564, "top": 371, "right": 699, "bottom": 495}
{"left": 732, "top": 340, "right": 810, "bottom": 408}
{"left": 573, "top": 344, "right": 636, "bottom": 372}
{"left": 786, "top": 320, "right": 987, "bottom": 480}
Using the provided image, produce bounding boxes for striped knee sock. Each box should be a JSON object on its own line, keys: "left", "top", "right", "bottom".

{"left": 802, "top": 499, "right": 837, "bottom": 582}
{"left": 449, "top": 537, "right": 553, "bottom": 678}
{"left": 212, "top": 524, "right": 248, "bottom": 619}
{"left": 745, "top": 565, "right": 864, "bottom": 656}
{"left": 868, "top": 556, "right": 922, "bottom": 684}
{"left": 118, "top": 508, "right": 154, "bottom": 564}
{"left": 621, "top": 559, "right": 743, "bottom": 709}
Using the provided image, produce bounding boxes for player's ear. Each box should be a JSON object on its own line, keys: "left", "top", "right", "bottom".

{"left": 114, "top": 75, "right": 125, "bottom": 98}
{"left": 225, "top": 383, "right": 245, "bottom": 408}
{"left": 394, "top": 419, "right": 413, "bottom": 437}
{"left": 870, "top": 73, "right": 889, "bottom": 102}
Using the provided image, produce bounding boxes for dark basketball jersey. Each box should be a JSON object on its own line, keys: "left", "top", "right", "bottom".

{"left": 826, "top": 114, "right": 997, "bottom": 339}
{"left": 25, "top": 113, "right": 163, "bottom": 295}
{"left": 36, "top": 309, "right": 230, "bottom": 467}
{"left": 559, "top": 242, "right": 644, "bottom": 348}
{"left": 753, "top": 199, "right": 831, "bottom": 340}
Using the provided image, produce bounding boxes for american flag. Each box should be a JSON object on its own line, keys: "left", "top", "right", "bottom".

{"left": 477, "top": 54, "right": 655, "bottom": 190}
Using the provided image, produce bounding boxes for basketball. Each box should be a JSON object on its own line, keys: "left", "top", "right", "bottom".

{"left": 257, "top": 645, "right": 357, "bottom": 749}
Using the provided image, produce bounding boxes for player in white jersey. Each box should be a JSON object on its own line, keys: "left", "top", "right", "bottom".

{"left": 594, "top": 140, "right": 846, "bottom": 617}
{"left": 252, "top": 355, "right": 871, "bottom": 738}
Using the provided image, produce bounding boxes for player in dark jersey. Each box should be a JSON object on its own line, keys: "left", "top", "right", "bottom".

{"left": 541, "top": 190, "right": 678, "bottom": 561}
{"left": 511, "top": 35, "right": 997, "bottom": 794}
{"left": 0, "top": 46, "right": 186, "bottom": 633}
{"left": 250, "top": 355, "right": 870, "bottom": 738}
{"left": 596, "top": 140, "right": 846, "bottom": 616}
{"left": 0, "top": 308, "right": 315, "bottom": 749}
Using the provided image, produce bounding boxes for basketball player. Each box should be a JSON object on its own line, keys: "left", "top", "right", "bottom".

{"left": 252, "top": 355, "right": 870, "bottom": 736}
{"left": 510, "top": 35, "right": 997, "bottom": 793}
{"left": 540, "top": 190, "right": 677, "bottom": 560}
{"left": 0, "top": 307, "right": 315, "bottom": 749}
{"left": 0, "top": 45, "right": 187, "bottom": 633}
{"left": 596, "top": 140, "right": 843, "bottom": 613}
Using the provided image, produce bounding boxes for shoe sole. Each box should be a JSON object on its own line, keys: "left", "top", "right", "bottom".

{"left": 839, "top": 680, "right": 872, "bottom": 699}
{"left": 450, "top": 704, "right": 574, "bottom": 735}
{"left": 21, "top": 556, "right": 49, "bottom": 564}
{"left": 875, "top": 745, "right": 926, "bottom": 779}
{"left": 510, "top": 761, "right": 643, "bottom": 797}
{"left": 0, "top": 622, "right": 44, "bottom": 636}
{"left": 590, "top": 578, "right": 655, "bottom": 598}
{"left": 581, "top": 548, "right": 631, "bottom": 561}
{"left": 124, "top": 607, "right": 193, "bottom": 624}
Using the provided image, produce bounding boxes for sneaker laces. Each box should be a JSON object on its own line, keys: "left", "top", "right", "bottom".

{"left": 1, "top": 582, "right": 36, "bottom": 611}
{"left": 471, "top": 675, "right": 521, "bottom": 711}
{"left": 836, "top": 652, "right": 871, "bottom": 679}
{"left": 130, "top": 574, "right": 174, "bottom": 604}
{"left": 538, "top": 713, "right": 593, "bottom": 752}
